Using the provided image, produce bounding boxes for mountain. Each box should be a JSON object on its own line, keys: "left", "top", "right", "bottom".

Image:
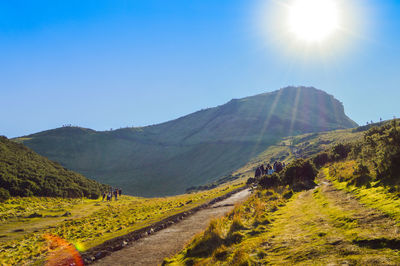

{"left": 0, "top": 136, "right": 109, "bottom": 200}
{"left": 15, "top": 86, "right": 358, "bottom": 196}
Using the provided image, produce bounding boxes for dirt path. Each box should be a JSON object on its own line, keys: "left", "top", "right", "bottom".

{"left": 93, "top": 189, "right": 252, "bottom": 266}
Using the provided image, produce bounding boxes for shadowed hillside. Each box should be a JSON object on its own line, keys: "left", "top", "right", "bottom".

{"left": 0, "top": 136, "right": 109, "bottom": 200}
{"left": 15, "top": 86, "right": 357, "bottom": 196}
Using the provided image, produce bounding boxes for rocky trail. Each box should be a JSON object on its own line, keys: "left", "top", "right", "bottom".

{"left": 91, "top": 189, "right": 251, "bottom": 266}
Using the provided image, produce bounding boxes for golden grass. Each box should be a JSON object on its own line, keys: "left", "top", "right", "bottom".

{"left": 0, "top": 182, "right": 244, "bottom": 265}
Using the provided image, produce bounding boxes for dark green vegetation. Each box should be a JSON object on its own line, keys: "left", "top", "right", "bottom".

{"left": 0, "top": 136, "right": 109, "bottom": 201}
{"left": 16, "top": 86, "right": 357, "bottom": 196}
{"left": 258, "top": 159, "right": 317, "bottom": 191}
{"left": 166, "top": 120, "right": 400, "bottom": 265}
{"left": 312, "top": 119, "right": 400, "bottom": 189}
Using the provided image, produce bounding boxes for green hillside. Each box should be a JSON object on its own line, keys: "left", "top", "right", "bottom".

{"left": 16, "top": 86, "right": 358, "bottom": 196}
{"left": 0, "top": 136, "right": 109, "bottom": 200}
{"left": 166, "top": 120, "right": 400, "bottom": 265}
{"left": 230, "top": 126, "right": 364, "bottom": 180}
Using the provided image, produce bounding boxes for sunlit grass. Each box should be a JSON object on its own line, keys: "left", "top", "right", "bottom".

{"left": 324, "top": 165, "right": 400, "bottom": 221}
{"left": 0, "top": 182, "right": 244, "bottom": 265}
{"left": 164, "top": 188, "right": 290, "bottom": 265}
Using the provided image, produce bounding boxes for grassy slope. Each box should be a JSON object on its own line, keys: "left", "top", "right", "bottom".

{"left": 0, "top": 180, "right": 245, "bottom": 265}
{"left": 0, "top": 136, "right": 108, "bottom": 199}
{"left": 15, "top": 87, "right": 357, "bottom": 197}
{"left": 165, "top": 170, "right": 400, "bottom": 265}
{"left": 231, "top": 127, "right": 364, "bottom": 179}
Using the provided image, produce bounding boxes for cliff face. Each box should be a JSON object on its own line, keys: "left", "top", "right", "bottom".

{"left": 17, "top": 86, "right": 357, "bottom": 196}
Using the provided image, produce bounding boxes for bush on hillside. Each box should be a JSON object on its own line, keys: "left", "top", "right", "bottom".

{"left": 331, "top": 143, "right": 352, "bottom": 161}
{"left": 258, "top": 159, "right": 317, "bottom": 191}
{"left": 280, "top": 159, "right": 317, "bottom": 191}
{"left": 0, "top": 187, "right": 10, "bottom": 202}
{"left": 350, "top": 163, "right": 372, "bottom": 186}
{"left": 258, "top": 173, "right": 280, "bottom": 189}
{"left": 357, "top": 120, "right": 400, "bottom": 185}
{"left": 312, "top": 152, "right": 330, "bottom": 168}
{"left": 246, "top": 177, "right": 256, "bottom": 185}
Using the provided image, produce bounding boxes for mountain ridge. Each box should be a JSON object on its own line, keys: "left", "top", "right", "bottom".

{"left": 15, "top": 86, "right": 358, "bottom": 196}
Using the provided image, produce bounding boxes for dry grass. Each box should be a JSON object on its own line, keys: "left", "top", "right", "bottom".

{"left": 0, "top": 182, "right": 243, "bottom": 265}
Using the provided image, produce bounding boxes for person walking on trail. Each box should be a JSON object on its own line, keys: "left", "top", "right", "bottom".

{"left": 260, "top": 164, "right": 265, "bottom": 175}
{"left": 118, "top": 188, "right": 122, "bottom": 196}
{"left": 255, "top": 167, "right": 261, "bottom": 178}
{"left": 114, "top": 189, "right": 118, "bottom": 201}
{"left": 102, "top": 192, "right": 106, "bottom": 201}
{"left": 106, "top": 192, "right": 111, "bottom": 201}
{"left": 268, "top": 164, "right": 274, "bottom": 175}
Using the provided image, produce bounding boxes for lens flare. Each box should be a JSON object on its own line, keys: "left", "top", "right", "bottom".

{"left": 43, "top": 234, "right": 84, "bottom": 266}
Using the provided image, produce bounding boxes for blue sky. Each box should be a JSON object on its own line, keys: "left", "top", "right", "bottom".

{"left": 1, "top": 0, "right": 399, "bottom": 138}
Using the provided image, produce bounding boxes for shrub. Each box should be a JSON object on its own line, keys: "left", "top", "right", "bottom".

{"left": 246, "top": 178, "right": 256, "bottom": 185}
{"left": 357, "top": 120, "right": 400, "bottom": 185}
{"left": 280, "top": 159, "right": 317, "bottom": 191}
{"left": 281, "top": 159, "right": 317, "bottom": 186}
{"left": 312, "top": 152, "right": 329, "bottom": 168}
{"left": 331, "top": 143, "right": 352, "bottom": 160}
{"left": 351, "top": 163, "right": 372, "bottom": 186}
{"left": 258, "top": 173, "right": 280, "bottom": 189}
{"left": 0, "top": 187, "right": 10, "bottom": 202}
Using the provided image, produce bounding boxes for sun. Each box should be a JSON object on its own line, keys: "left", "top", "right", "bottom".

{"left": 288, "top": 0, "right": 339, "bottom": 43}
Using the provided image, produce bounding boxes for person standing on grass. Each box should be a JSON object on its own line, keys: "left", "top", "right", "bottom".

{"left": 107, "top": 192, "right": 111, "bottom": 201}
{"left": 118, "top": 188, "right": 122, "bottom": 196}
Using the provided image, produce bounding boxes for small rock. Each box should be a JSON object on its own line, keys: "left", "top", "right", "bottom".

{"left": 27, "top": 212, "right": 43, "bottom": 218}
{"left": 95, "top": 252, "right": 103, "bottom": 259}
{"left": 62, "top": 211, "right": 72, "bottom": 217}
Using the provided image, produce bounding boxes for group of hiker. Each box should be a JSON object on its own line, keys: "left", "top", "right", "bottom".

{"left": 102, "top": 188, "right": 122, "bottom": 201}
{"left": 254, "top": 161, "right": 286, "bottom": 178}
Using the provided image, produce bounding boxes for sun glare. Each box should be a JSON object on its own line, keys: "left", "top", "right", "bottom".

{"left": 288, "top": 0, "right": 339, "bottom": 42}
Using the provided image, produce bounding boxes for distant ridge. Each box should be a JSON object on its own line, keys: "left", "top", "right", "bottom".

{"left": 16, "top": 86, "right": 357, "bottom": 196}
